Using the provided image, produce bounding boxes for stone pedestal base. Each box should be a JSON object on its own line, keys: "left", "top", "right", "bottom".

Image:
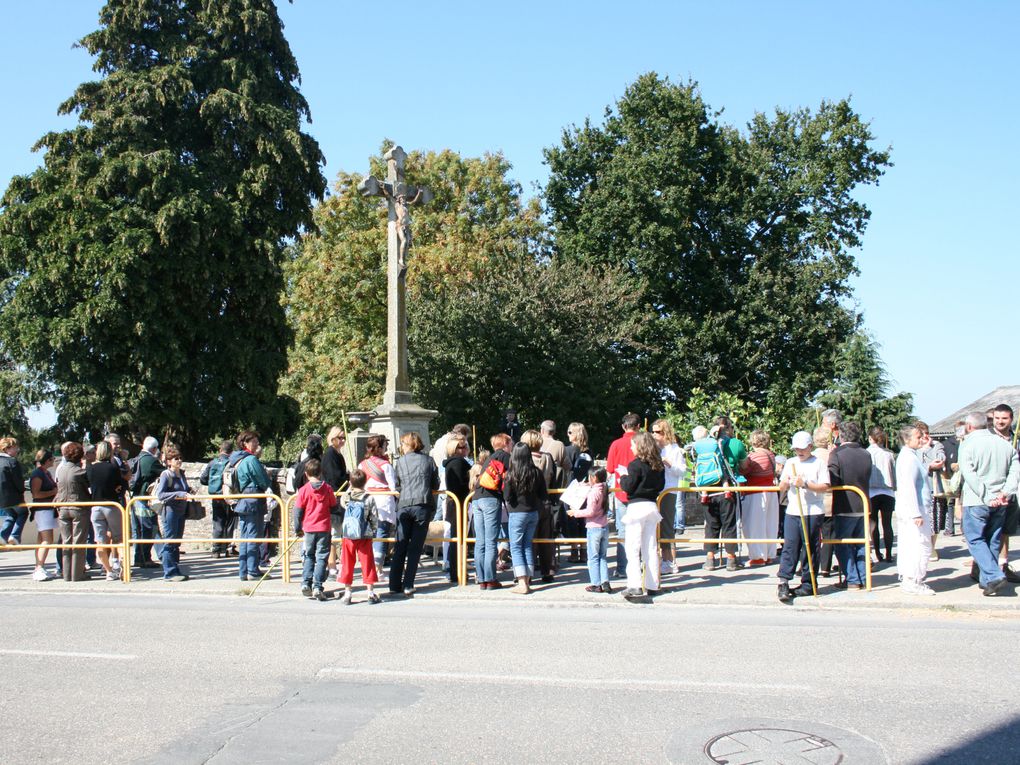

{"left": 365, "top": 398, "right": 438, "bottom": 458}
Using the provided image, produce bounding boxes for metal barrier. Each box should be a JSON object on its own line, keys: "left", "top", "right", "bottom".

{"left": 124, "top": 493, "right": 288, "bottom": 583}
{"left": 457, "top": 484, "right": 873, "bottom": 592}
{"left": 283, "top": 490, "right": 461, "bottom": 585}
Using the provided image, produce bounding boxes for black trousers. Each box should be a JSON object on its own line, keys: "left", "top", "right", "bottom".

{"left": 389, "top": 505, "right": 430, "bottom": 592}
{"left": 819, "top": 515, "right": 836, "bottom": 572}
{"left": 211, "top": 499, "right": 237, "bottom": 553}
{"left": 869, "top": 494, "right": 895, "bottom": 559}
{"left": 703, "top": 493, "right": 737, "bottom": 555}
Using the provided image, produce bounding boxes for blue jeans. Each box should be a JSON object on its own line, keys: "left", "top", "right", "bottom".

{"left": 586, "top": 527, "right": 609, "bottom": 585}
{"left": 675, "top": 494, "right": 687, "bottom": 532}
{"left": 132, "top": 503, "right": 160, "bottom": 565}
{"left": 160, "top": 506, "right": 186, "bottom": 577}
{"left": 373, "top": 520, "right": 395, "bottom": 565}
{"left": 833, "top": 515, "right": 866, "bottom": 585}
{"left": 301, "top": 531, "right": 331, "bottom": 588}
{"left": 237, "top": 507, "right": 266, "bottom": 579}
{"left": 508, "top": 511, "right": 538, "bottom": 578}
{"left": 963, "top": 505, "right": 1006, "bottom": 588}
{"left": 473, "top": 497, "right": 501, "bottom": 584}
{"left": 1, "top": 507, "right": 28, "bottom": 543}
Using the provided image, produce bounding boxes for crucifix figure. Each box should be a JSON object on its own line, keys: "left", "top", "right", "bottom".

{"left": 358, "top": 145, "right": 433, "bottom": 407}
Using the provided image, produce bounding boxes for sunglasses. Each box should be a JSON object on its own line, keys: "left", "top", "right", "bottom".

{"left": 652, "top": 429, "right": 662, "bottom": 434}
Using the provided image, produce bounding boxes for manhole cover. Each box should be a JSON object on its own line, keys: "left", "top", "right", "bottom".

{"left": 666, "top": 718, "right": 887, "bottom": 764}
{"left": 705, "top": 728, "right": 842, "bottom": 764}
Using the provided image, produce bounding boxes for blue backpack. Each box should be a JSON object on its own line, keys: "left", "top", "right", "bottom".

{"left": 693, "top": 437, "right": 725, "bottom": 487}
{"left": 341, "top": 497, "right": 369, "bottom": 538}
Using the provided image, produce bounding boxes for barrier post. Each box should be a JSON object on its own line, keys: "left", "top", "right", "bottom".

{"left": 122, "top": 500, "right": 132, "bottom": 584}
{"left": 280, "top": 494, "right": 291, "bottom": 584}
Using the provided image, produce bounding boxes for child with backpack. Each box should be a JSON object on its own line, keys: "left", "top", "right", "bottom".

{"left": 692, "top": 425, "right": 740, "bottom": 572}
{"left": 566, "top": 467, "right": 611, "bottom": 593}
{"left": 292, "top": 458, "right": 337, "bottom": 601}
{"left": 338, "top": 469, "right": 380, "bottom": 605}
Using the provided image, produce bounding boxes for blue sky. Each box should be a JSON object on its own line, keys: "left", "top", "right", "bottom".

{"left": 2, "top": 1, "right": 1017, "bottom": 428}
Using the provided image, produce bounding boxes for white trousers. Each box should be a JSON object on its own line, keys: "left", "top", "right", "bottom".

{"left": 896, "top": 513, "right": 932, "bottom": 582}
{"left": 623, "top": 500, "right": 661, "bottom": 591}
{"left": 742, "top": 491, "right": 779, "bottom": 560}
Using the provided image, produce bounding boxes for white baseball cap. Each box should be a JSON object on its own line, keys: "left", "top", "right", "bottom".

{"left": 791, "top": 431, "right": 812, "bottom": 450}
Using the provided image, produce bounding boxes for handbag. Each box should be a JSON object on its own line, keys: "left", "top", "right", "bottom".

{"left": 186, "top": 500, "right": 206, "bottom": 521}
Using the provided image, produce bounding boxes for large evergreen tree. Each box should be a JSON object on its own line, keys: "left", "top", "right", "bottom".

{"left": 0, "top": 0, "right": 324, "bottom": 451}
{"left": 544, "top": 73, "right": 891, "bottom": 415}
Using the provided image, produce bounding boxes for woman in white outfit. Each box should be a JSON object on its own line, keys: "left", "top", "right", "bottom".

{"left": 895, "top": 425, "right": 935, "bottom": 595}
{"left": 619, "top": 432, "right": 665, "bottom": 600}
{"left": 742, "top": 430, "right": 780, "bottom": 565}
{"left": 651, "top": 419, "right": 685, "bottom": 573}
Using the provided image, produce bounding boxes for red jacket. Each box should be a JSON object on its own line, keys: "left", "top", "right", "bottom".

{"left": 295, "top": 480, "right": 337, "bottom": 533}
{"left": 606, "top": 432, "right": 637, "bottom": 503}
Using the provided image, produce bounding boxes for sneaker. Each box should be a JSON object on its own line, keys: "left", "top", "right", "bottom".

{"left": 703, "top": 558, "right": 717, "bottom": 571}
{"left": 403, "top": 587, "right": 415, "bottom": 597}
{"left": 111, "top": 559, "right": 122, "bottom": 573}
{"left": 659, "top": 561, "right": 673, "bottom": 574}
{"left": 368, "top": 592, "right": 381, "bottom": 604}
{"left": 621, "top": 587, "right": 644, "bottom": 601}
{"left": 983, "top": 577, "right": 1008, "bottom": 597}
{"left": 313, "top": 589, "right": 329, "bottom": 602}
{"left": 105, "top": 571, "right": 120, "bottom": 581}
{"left": 32, "top": 568, "right": 52, "bottom": 582}
{"left": 301, "top": 585, "right": 313, "bottom": 598}
{"left": 903, "top": 580, "right": 936, "bottom": 596}
{"left": 165, "top": 574, "right": 189, "bottom": 582}
{"left": 777, "top": 581, "right": 793, "bottom": 603}
{"left": 726, "top": 558, "right": 744, "bottom": 572}
{"left": 328, "top": 567, "right": 338, "bottom": 579}
{"left": 8, "top": 537, "right": 20, "bottom": 547}
{"left": 341, "top": 590, "right": 353, "bottom": 605}
{"left": 1003, "top": 565, "right": 1020, "bottom": 584}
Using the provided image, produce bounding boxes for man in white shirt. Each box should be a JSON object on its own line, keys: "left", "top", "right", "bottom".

{"left": 776, "top": 431, "right": 831, "bottom": 603}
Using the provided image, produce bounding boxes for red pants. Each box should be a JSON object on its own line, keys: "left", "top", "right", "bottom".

{"left": 339, "top": 538, "right": 378, "bottom": 585}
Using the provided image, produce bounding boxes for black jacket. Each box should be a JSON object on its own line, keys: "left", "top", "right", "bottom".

{"left": 322, "top": 446, "right": 349, "bottom": 492}
{"left": 0, "top": 453, "right": 24, "bottom": 508}
{"left": 620, "top": 458, "right": 665, "bottom": 502}
{"left": 828, "top": 442, "right": 873, "bottom": 515}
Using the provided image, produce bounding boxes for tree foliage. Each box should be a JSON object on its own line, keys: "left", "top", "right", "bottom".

{"left": 544, "top": 73, "right": 892, "bottom": 415}
{"left": 813, "top": 330, "right": 914, "bottom": 438}
{"left": 0, "top": 0, "right": 324, "bottom": 452}
{"left": 283, "top": 145, "right": 647, "bottom": 450}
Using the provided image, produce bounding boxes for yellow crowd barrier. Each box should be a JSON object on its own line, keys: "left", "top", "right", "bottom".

{"left": 124, "top": 493, "right": 288, "bottom": 583}
{"left": 282, "top": 490, "right": 461, "bottom": 584}
{"left": 456, "top": 484, "right": 873, "bottom": 591}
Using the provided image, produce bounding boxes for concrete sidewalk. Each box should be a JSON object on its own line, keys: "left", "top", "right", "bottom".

{"left": 2, "top": 532, "right": 1017, "bottom": 615}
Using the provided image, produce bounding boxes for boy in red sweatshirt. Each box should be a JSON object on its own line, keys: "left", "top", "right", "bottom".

{"left": 292, "top": 458, "right": 337, "bottom": 601}
{"left": 338, "top": 469, "right": 381, "bottom": 604}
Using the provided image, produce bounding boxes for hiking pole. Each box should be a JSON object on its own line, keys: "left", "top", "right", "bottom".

{"left": 790, "top": 463, "right": 819, "bottom": 597}
{"left": 247, "top": 535, "right": 302, "bottom": 598}
{"left": 341, "top": 410, "right": 356, "bottom": 468}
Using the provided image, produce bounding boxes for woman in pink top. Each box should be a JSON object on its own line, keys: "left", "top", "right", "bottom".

{"left": 567, "top": 467, "right": 611, "bottom": 593}
{"left": 742, "top": 430, "right": 779, "bottom": 565}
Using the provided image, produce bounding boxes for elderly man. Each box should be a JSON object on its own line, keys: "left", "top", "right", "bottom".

{"left": 828, "top": 422, "right": 872, "bottom": 590}
{"left": 989, "top": 404, "right": 1020, "bottom": 581}
{"left": 959, "top": 411, "right": 1020, "bottom": 596}
{"left": 129, "top": 436, "right": 164, "bottom": 569}
{"left": 821, "top": 409, "right": 843, "bottom": 446}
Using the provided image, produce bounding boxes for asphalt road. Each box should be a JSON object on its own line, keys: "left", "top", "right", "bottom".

{"left": 3, "top": 591, "right": 1019, "bottom": 764}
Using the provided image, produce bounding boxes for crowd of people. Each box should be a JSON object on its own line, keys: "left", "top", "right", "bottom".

{"left": 1, "top": 403, "right": 1017, "bottom": 605}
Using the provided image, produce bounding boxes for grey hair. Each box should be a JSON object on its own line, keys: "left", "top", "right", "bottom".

{"left": 821, "top": 408, "right": 843, "bottom": 426}
{"left": 540, "top": 420, "right": 555, "bottom": 436}
{"left": 898, "top": 424, "right": 919, "bottom": 445}
{"left": 965, "top": 411, "right": 988, "bottom": 430}
{"left": 143, "top": 436, "right": 160, "bottom": 452}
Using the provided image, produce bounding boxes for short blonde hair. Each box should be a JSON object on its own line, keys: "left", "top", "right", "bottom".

{"left": 446, "top": 434, "right": 467, "bottom": 458}
{"left": 749, "top": 429, "right": 771, "bottom": 450}
{"left": 95, "top": 441, "right": 112, "bottom": 461}
{"left": 0, "top": 437, "right": 17, "bottom": 451}
{"left": 812, "top": 426, "right": 832, "bottom": 449}
{"left": 520, "top": 429, "right": 543, "bottom": 451}
{"left": 400, "top": 431, "right": 424, "bottom": 453}
{"left": 692, "top": 426, "right": 708, "bottom": 440}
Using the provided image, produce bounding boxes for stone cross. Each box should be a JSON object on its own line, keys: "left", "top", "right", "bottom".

{"left": 358, "top": 146, "right": 433, "bottom": 408}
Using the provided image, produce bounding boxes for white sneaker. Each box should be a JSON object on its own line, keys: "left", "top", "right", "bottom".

{"left": 111, "top": 559, "right": 122, "bottom": 572}
{"left": 659, "top": 561, "right": 673, "bottom": 574}
{"left": 901, "top": 579, "right": 935, "bottom": 596}
{"left": 328, "top": 567, "right": 338, "bottom": 579}
{"left": 32, "top": 568, "right": 52, "bottom": 582}
{"left": 105, "top": 571, "right": 120, "bottom": 581}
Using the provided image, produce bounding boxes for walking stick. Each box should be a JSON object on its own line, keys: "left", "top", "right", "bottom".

{"left": 340, "top": 410, "right": 356, "bottom": 468}
{"left": 247, "top": 535, "right": 302, "bottom": 598}
{"left": 791, "top": 463, "right": 819, "bottom": 597}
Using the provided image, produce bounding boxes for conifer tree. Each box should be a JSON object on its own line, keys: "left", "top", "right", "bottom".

{"left": 0, "top": 0, "right": 325, "bottom": 450}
